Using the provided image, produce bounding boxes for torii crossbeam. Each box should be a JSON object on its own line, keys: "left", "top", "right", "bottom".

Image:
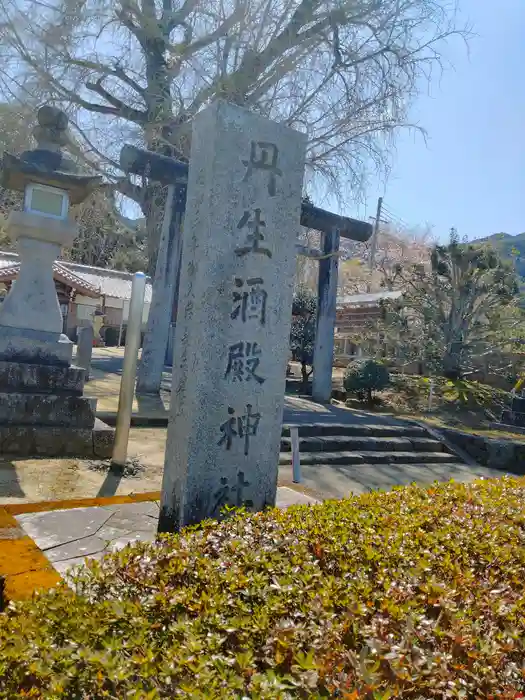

{"left": 121, "top": 144, "right": 372, "bottom": 402}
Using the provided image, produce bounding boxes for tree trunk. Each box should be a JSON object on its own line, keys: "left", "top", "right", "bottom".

{"left": 367, "top": 387, "right": 373, "bottom": 405}
{"left": 443, "top": 341, "right": 464, "bottom": 380}
{"left": 142, "top": 182, "right": 169, "bottom": 275}
{"left": 301, "top": 362, "right": 310, "bottom": 393}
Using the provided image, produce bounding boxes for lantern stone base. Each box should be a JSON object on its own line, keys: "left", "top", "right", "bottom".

{"left": 0, "top": 326, "right": 73, "bottom": 366}
{"left": 0, "top": 357, "right": 114, "bottom": 458}
{"left": 0, "top": 419, "right": 114, "bottom": 458}
{"left": 0, "top": 361, "right": 84, "bottom": 395}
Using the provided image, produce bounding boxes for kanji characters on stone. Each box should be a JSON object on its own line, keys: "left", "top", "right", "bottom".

{"left": 224, "top": 340, "right": 265, "bottom": 384}
{"left": 235, "top": 207, "right": 272, "bottom": 258}
{"left": 241, "top": 140, "right": 282, "bottom": 197}
{"left": 212, "top": 471, "right": 253, "bottom": 514}
{"left": 218, "top": 403, "right": 261, "bottom": 456}
{"left": 231, "top": 277, "right": 267, "bottom": 326}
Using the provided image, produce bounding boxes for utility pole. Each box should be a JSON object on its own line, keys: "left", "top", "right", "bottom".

{"left": 368, "top": 196, "right": 383, "bottom": 272}
{"left": 367, "top": 196, "right": 383, "bottom": 292}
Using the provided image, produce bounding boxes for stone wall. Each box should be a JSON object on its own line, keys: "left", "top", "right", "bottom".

{"left": 441, "top": 428, "right": 525, "bottom": 474}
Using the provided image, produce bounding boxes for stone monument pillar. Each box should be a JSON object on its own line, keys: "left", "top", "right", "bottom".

{"left": 159, "top": 101, "right": 306, "bottom": 532}
{"left": 0, "top": 105, "right": 113, "bottom": 457}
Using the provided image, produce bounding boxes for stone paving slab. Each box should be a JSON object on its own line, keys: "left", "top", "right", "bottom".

{"left": 16, "top": 487, "right": 319, "bottom": 578}
{"left": 17, "top": 507, "right": 115, "bottom": 550}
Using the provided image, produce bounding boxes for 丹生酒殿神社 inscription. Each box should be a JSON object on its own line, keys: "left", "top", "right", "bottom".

{"left": 218, "top": 403, "right": 261, "bottom": 456}
{"left": 231, "top": 277, "right": 267, "bottom": 325}
{"left": 213, "top": 471, "right": 253, "bottom": 515}
{"left": 242, "top": 141, "right": 282, "bottom": 197}
{"left": 159, "top": 100, "right": 306, "bottom": 532}
{"left": 224, "top": 341, "right": 265, "bottom": 384}
{"left": 235, "top": 208, "right": 272, "bottom": 258}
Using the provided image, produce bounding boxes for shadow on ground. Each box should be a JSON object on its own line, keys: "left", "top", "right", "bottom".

{"left": 282, "top": 396, "right": 406, "bottom": 426}
{"left": 96, "top": 467, "right": 125, "bottom": 498}
{"left": 89, "top": 356, "right": 124, "bottom": 377}
{"left": 136, "top": 392, "right": 168, "bottom": 416}
{"left": 279, "top": 459, "right": 513, "bottom": 500}
{"left": 0, "top": 461, "right": 25, "bottom": 498}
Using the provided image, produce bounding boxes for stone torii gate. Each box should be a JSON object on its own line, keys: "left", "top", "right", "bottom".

{"left": 121, "top": 145, "right": 372, "bottom": 403}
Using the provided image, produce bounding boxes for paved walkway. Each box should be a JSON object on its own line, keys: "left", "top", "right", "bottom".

{"left": 87, "top": 348, "right": 403, "bottom": 426}
{"left": 278, "top": 459, "right": 507, "bottom": 499}
{"left": 13, "top": 488, "right": 318, "bottom": 580}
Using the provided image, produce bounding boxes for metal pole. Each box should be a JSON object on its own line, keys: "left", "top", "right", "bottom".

{"left": 117, "top": 311, "right": 124, "bottom": 348}
{"left": 368, "top": 196, "right": 383, "bottom": 280}
{"left": 112, "top": 272, "right": 147, "bottom": 466}
{"left": 291, "top": 427, "right": 301, "bottom": 483}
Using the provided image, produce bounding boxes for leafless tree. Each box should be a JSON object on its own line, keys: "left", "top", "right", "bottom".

{"left": 356, "top": 231, "right": 524, "bottom": 379}
{"left": 63, "top": 190, "right": 148, "bottom": 270}
{"left": 0, "top": 0, "right": 466, "bottom": 271}
{"left": 338, "top": 222, "right": 433, "bottom": 294}
{"left": 295, "top": 227, "right": 319, "bottom": 292}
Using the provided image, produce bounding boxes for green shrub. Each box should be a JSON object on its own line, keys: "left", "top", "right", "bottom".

{"left": 2, "top": 478, "right": 525, "bottom": 698}
{"left": 386, "top": 374, "right": 512, "bottom": 416}
{"left": 442, "top": 378, "right": 510, "bottom": 410}
{"left": 344, "top": 359, "right": 390, "bottom": 403}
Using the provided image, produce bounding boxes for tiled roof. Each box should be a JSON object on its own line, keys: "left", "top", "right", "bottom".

{"left": 0, "top": 251, "right": 152, "bottom": 303}
{"left": 63, "top": 261, "right": 153, "bottom": 303}
{"left": 0, "top": 261, "right": 101, "bottom": 298}
{"left": 337, "top": 290, "right": 402, "bottom": 307}
{"left": 0, "top": 252, "right": 18, "bottom": 269}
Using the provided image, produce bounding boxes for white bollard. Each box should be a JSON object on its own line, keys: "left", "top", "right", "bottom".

{"left": 112, "top": 272, "right": 147, "bottom": 466}
{"left": 291, "top": 427, "right": 301, "bottom": 483}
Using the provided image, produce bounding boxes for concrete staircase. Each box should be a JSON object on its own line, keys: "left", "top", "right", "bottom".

{"left": 280, "top": 422, "right": 464, "bottom": 470}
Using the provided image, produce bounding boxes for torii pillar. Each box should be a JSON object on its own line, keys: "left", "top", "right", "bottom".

{"left": 120, "top": 145, "right": 372, "bottom": 403}
{"left": 299, "top": 203, "right": 371, "bottom": 402}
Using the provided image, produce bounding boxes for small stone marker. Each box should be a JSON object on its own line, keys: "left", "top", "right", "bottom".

{"left": 75, "top": 325, "right": 94, "bottom": 381}
{"left": 291, "top": 426, "right": 301, "bottom": 483}
{"left": 159, "top": 101, "right": 306, "bottom": 531}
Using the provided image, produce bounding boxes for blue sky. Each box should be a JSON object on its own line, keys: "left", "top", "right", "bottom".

{"left": 351, "top": 0, "right": 525, "bottom": 242}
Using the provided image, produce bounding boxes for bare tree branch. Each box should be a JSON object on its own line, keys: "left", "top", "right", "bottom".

{"left": 86, "top": 77, "right": 147, "bottom": 122}
{"left": 0, "top": 0, "right": 469, "bottom": 271}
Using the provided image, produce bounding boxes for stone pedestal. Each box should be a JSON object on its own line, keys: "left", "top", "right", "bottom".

{"left": 0, "top": 360, "right": 113, "bottom": 457}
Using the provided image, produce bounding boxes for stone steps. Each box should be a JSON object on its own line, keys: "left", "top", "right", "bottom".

{"left": 282, "top": 462, "right": 468, "bottom": 474}
{"left": 280, "top": 435, "right": 444, "bottom": 453}
{"left": 279, "top": 450, "right": 458, "bottom": 466}
{"left": 279, "top": 420, "right": 463, "bottom": 471}
{"left": 281, "top": 423, "right": 427, "bottom": 438}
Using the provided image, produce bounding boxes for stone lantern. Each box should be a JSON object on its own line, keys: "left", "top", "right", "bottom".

{"left": 0, "top": 105, "right": 102, "bottom": 363}
{"left": 0, "top": 105, "right": 113, "bottom": 457}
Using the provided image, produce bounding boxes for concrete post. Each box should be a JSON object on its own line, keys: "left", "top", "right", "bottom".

{"left": 312, "top": 227, "right": 340, "bottom": 403}
{"left": 112, "top": 272, "right": 147, "bottom": 466}
{"left": 75, "top": 325, "right": 94, "bottom": 381}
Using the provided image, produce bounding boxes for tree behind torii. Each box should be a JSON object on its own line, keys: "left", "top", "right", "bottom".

{"left": 0, "top": 0, "right": 467, "bottom": 273}
{"left": 365, "top": 229, "right": 523, "bottom": 379}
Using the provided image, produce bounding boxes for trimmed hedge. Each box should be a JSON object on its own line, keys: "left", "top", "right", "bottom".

{"left": 2, "top": 478, "right": 525, "bottom": 698}
{"left": 344, "top": 359, "right": 390, "bottom": 403}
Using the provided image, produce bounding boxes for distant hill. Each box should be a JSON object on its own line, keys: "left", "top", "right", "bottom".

{"left": 472, "top": 232, "right": 525, "bottom": 282}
